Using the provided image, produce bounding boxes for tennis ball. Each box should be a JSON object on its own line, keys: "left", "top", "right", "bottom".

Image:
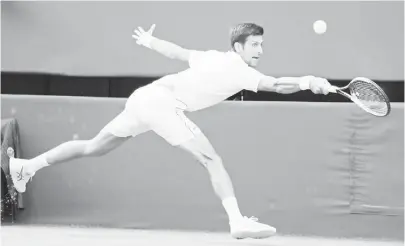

{"left": 313, "top": 20, "right": 327, "bottom": 34}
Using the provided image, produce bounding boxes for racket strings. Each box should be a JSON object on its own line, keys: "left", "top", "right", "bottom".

{"left": 349, "top": 81, "right": 389, "bottom": 115}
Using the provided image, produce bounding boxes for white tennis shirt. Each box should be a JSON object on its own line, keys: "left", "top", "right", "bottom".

{"left": 152, "top": 50, "right": 266, "bottom": 112}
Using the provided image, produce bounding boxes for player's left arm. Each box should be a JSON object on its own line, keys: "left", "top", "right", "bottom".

{"left": 132, "top": 24, "right": 192, "bottom": 62}
{"left": 257, "top": 75, "right": 331, "bottom": 95}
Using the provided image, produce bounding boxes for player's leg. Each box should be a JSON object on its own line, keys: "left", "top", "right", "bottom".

{"left": 177, "top": 130, "right": 276, "bottom": 239}
{"left": 148, "top": 104, "right": 276, "bottom": 239}
{"left": 9, "top": 107, "right": 146, "bottom": 193}
{"left": 33, "top": 131, "right": 129, "bottom": 170}
{"left": 177, "top": 132, "right": 242, "bottom": 221}
{"left": 9, "top": 131, "right": 129, "bottom": 193}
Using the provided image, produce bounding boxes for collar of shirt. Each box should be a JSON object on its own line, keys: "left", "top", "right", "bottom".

{"left": 226, "top": 51, "right": 247, "bottom": 66}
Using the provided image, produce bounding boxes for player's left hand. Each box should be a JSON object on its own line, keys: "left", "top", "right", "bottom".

{"left": 132, "top": 24, "right": 156, "bottom": 49}
{"left": 309, "top": 77, "right": 331, "bottom": 95}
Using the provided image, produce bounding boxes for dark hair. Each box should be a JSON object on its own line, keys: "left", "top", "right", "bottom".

{"left": 230, "top": 23, "right": 264, "bottom": 50}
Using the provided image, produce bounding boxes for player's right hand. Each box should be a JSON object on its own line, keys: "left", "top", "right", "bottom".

{"left": 309, "top": 77, "right": 331, "bottom": 95}
{"left": 132, "top": 24, "right": 156, "bottom": 49}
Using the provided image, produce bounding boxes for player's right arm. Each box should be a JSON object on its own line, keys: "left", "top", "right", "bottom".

{"left": 240, "top": 66, "right": 331, "bottom": 95}
{"left": 132, "top": 24, "right": 192, "bottom": 62}
{"left": 258, "top": 76, "right": 331, "bottom": 95}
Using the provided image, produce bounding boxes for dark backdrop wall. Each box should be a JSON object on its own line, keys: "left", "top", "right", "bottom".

{"left": 1, "top": 72, "right": 403, "bottom": 102}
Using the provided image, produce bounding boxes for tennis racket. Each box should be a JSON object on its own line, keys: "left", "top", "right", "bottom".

{"left": 328, "top": 77, "right": 391, "bottom": 117}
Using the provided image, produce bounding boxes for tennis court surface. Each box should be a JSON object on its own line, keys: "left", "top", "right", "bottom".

{"left": 2, "top": 225, "right": 403, "bottom": 246}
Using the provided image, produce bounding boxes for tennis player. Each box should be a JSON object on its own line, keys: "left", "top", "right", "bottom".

{"left": 9, "top": 23, "right": 331, "bottom": 239}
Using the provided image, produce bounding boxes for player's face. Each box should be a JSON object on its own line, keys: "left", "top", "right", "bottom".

{"left": 241, "top": 35, "right": 264, "bottom": 67}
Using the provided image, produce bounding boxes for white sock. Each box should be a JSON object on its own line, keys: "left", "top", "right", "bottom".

{"left": 222, "top": 197, "right": 243, "bottom": 222}
{"left": 27, "top": 154, "right": 49, "bottom": 174}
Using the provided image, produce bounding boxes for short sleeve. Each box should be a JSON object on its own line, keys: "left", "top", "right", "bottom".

{"left": 238, "top": 66, "right": 266, "bottom": 92}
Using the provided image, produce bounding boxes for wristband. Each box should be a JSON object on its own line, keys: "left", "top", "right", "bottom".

{"left": 299, "top": 76, "right": 314, "bottom": 90}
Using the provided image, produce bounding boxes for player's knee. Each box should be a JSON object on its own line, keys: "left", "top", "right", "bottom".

{"left": 199, "top": 152, "right": 222, "bottom": 168}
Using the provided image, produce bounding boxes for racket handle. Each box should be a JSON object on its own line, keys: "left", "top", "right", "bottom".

{"left": 328, "top": 86, "right": 338, "bottom": 93}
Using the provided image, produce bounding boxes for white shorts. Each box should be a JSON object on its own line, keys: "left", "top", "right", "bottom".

{"left": 100, "top": 85, "right": 201, "bottom": 146}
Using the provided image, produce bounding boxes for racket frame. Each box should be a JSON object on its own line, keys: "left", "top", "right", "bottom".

{"left": 328, "top": 77, "right": 391, "bottom": 117}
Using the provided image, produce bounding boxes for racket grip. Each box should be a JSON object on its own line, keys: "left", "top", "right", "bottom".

{"left": 328, "top": 86, "right": 338, "bottom": 93}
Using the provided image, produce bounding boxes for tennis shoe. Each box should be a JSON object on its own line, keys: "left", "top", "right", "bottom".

{"left": 230, "top": 216, "right": 276, "bottom": 239}
{"left": 9, "top": 149, "right": 35, "bottom": 193}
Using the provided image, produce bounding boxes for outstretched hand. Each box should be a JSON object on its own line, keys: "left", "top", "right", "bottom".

{"left": 132, "top": 24, "right": 156, "bottom": 48}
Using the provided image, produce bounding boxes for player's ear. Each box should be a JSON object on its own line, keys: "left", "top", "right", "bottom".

{"left": 234, "top": 42, "right": 243, "bottom": 53}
